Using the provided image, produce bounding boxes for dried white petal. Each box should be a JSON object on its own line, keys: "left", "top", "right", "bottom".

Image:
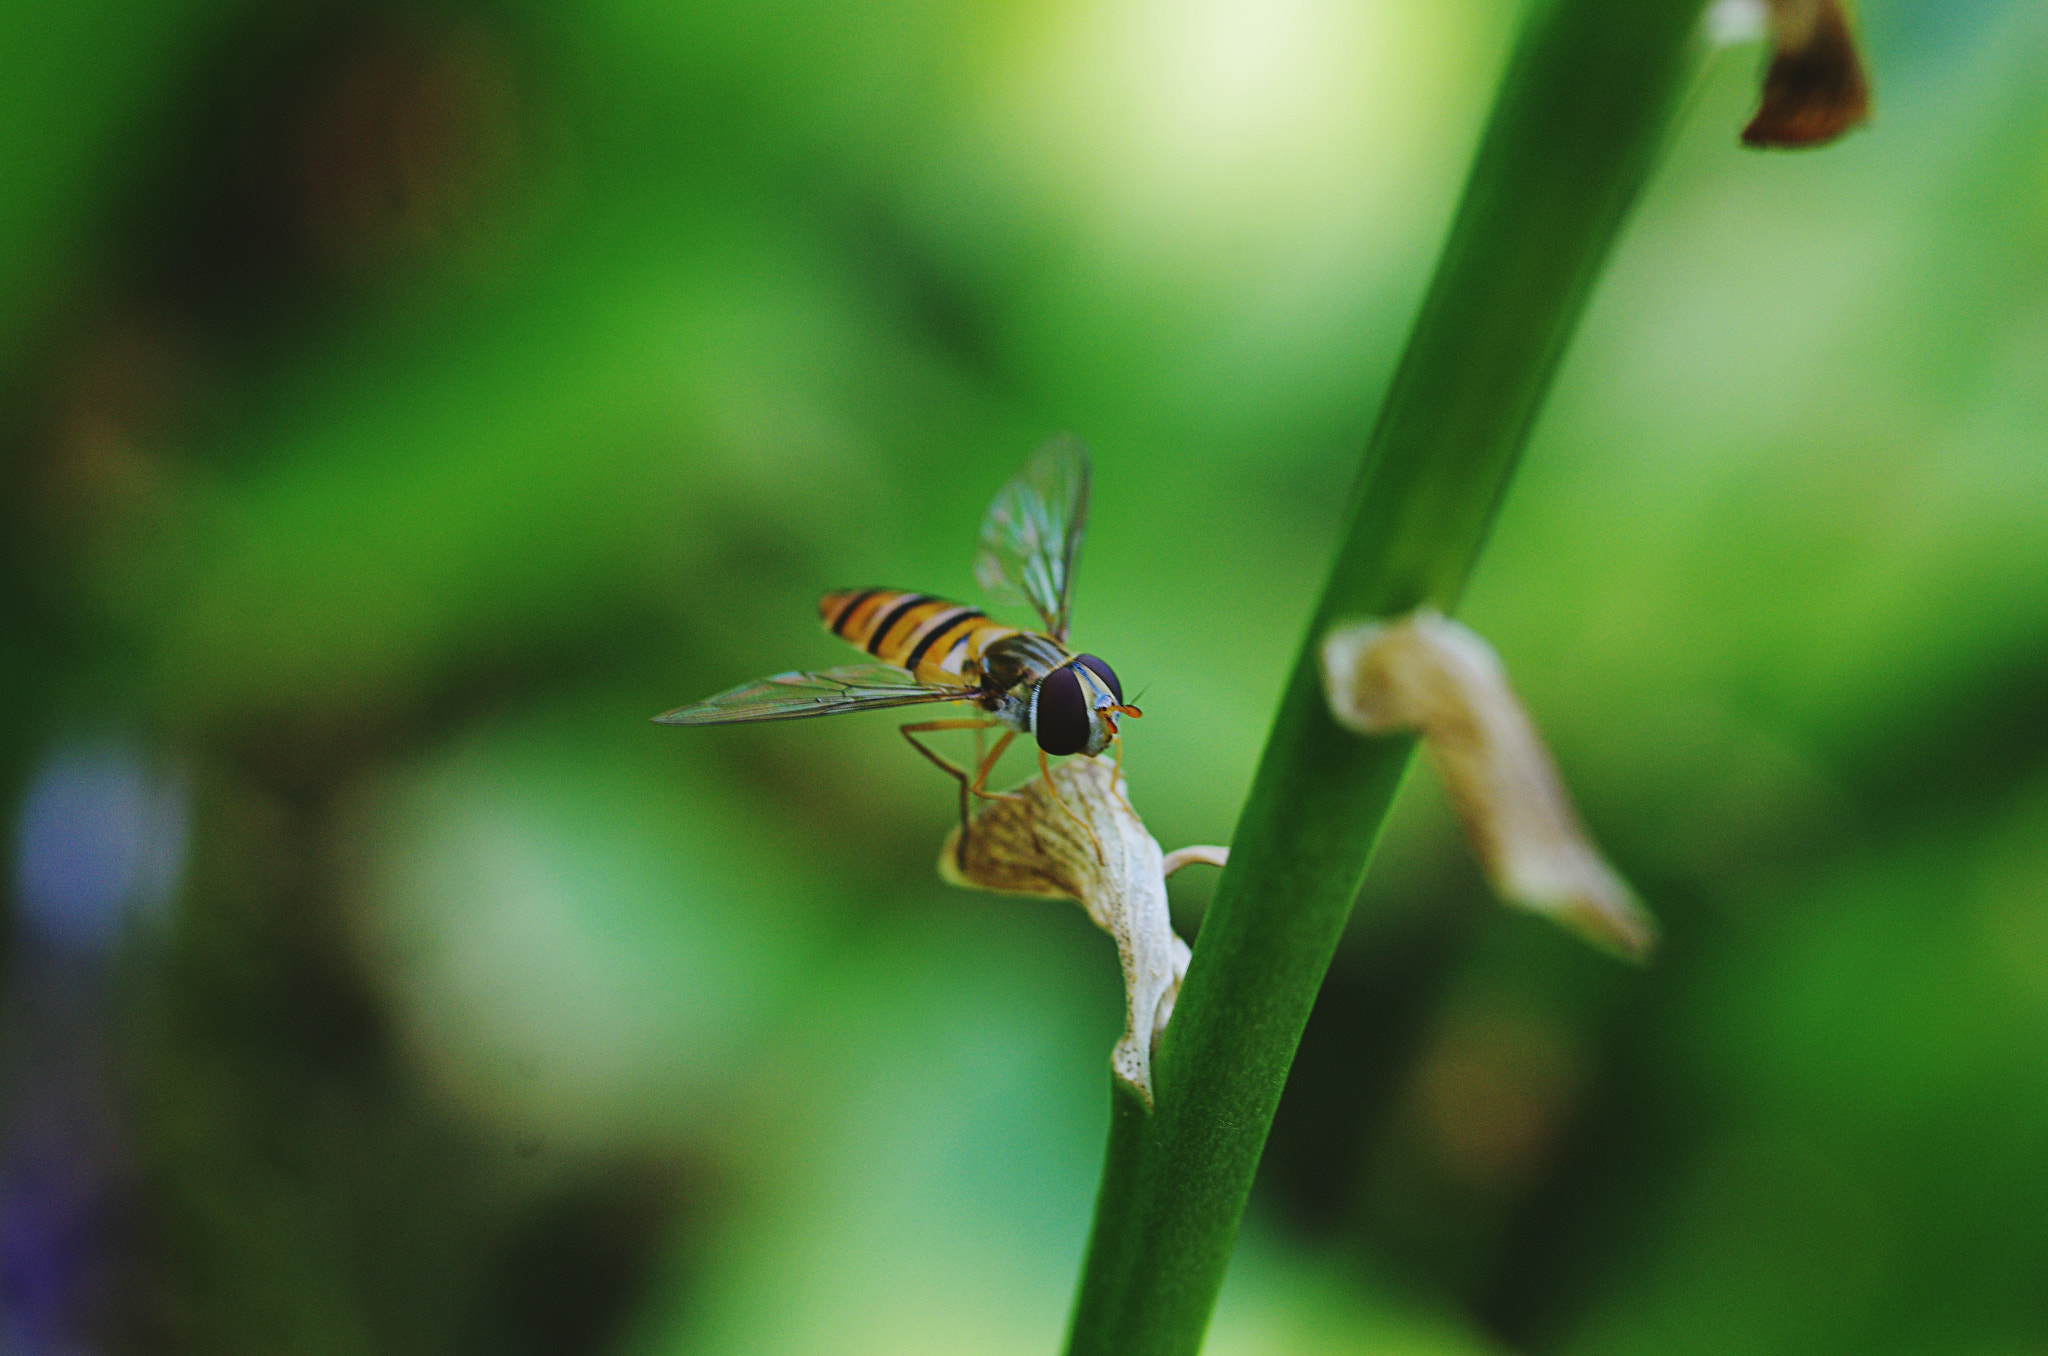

{"left": 939, "top": 757, "right": 1192, "bottom": 1105}
{"left": 1161, "top": 845, "right": 1229, "bottom": 876}
{"left": 1321, "top": 611, "right": 1656, "bottom": 960}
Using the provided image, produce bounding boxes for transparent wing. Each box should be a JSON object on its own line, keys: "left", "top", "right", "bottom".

{"left": 973, "top": 434, "right": 1090, "bottom": 643}
{"left": 652, "top": 664, "right": 973, "bottom": 725}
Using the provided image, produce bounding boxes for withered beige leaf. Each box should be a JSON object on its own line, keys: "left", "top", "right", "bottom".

{"left": 939, "top": 757, "right": 1203, "bottom": 1106}
{"left": 1321, "top": 611, "right": 1656, "bottom": 960}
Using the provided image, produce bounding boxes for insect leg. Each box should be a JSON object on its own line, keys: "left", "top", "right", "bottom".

{"left": 969, "top": 730, "right": 1018, "bottom": 802}
{"left": 900, "top": 719, "right": 1010, "bottom": 828}
{"left": 1038, "top": 749, "right": 1107, "bottom": 864}
{"left": 1109, "top": 732, "right": 1139, "bottom": 817}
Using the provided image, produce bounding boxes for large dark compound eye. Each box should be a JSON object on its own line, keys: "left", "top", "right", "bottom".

{"left": 1075, "top": 654, "right": 1122, "bottom": 705}
{"left": 1033, "top": 665, "right": 1089, "bottom": 755}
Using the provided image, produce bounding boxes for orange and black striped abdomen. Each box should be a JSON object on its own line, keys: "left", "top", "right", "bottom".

{"left": 818, "top": 589, "right": 1016, "bottom": 685}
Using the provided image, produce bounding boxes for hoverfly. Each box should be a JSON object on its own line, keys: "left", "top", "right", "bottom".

{"left": 654, "top": 436, "right": 1142, "bottom": 826}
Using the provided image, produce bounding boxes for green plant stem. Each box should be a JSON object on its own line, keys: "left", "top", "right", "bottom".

{"left": 1062, "top": 3, "right": 1709, "bottom": 1353}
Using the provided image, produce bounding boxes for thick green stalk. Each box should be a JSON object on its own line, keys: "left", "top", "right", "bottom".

{"left": 1063, "top": 3, "right": 1708, "bottom": 1353}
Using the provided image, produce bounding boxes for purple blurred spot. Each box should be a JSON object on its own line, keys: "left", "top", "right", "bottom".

{"left": 0, "top": 1142, "right": 102, "bottom": 1356}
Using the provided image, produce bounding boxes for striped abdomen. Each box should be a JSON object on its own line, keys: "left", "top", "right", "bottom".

{"left": 818, "top": 589, "right": 1019, "bottom": 687}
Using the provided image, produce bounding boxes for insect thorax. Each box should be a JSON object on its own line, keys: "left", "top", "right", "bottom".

{"left": 969, "top": 631, "right": 1067, "bottom": 728}
{"left": 976, "top": 631, "right": 1068, "bottom": 690}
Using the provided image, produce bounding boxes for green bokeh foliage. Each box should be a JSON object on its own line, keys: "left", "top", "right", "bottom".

{"left": 2, "top": 0, "right": 2046, "bottom": 1353}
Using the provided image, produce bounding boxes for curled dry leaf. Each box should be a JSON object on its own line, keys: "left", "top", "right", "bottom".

{"left": 1321, "top": 611, "right": 1656, "bottom": 961}
{"left": 1741, "top": 0, "right": 1870, "bottom": 148}
{"left": 939, "top": 757, "right": 1212, "bottom": 1107}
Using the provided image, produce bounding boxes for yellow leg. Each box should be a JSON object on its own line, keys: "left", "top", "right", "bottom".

{"left": 972, "top": 730, "right": 1018, "bottom": 801}
{"left": 1108, "top": 733, "right": 1140, "bottom": 817}
{"left": 901, "top": 719, "right": 1020, "bottom": 830}
{"left": 1038, "top": 749, "right": 1106, "bottom": 864}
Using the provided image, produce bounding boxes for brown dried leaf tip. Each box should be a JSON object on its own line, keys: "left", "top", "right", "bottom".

{"left": 939, "top": 757, "right": 1224, "bottom": 1107}
{"left": 1321, "top": 611, "right": 1656, "bottom": 961}
{"left": 1739, "top": 0, "right": 1871, "bottom": 148}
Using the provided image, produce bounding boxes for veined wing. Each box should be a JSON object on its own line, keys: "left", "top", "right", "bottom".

{"left": 973, "top": 435, "right": 1089, "bottom": 644}
{"left": 652, "top": 664, "right": 973, "bottom": 725}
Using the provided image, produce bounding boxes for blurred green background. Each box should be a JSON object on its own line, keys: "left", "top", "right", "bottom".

{"left": 4, "top": 0, "right": 2047, "bottom": 1352}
